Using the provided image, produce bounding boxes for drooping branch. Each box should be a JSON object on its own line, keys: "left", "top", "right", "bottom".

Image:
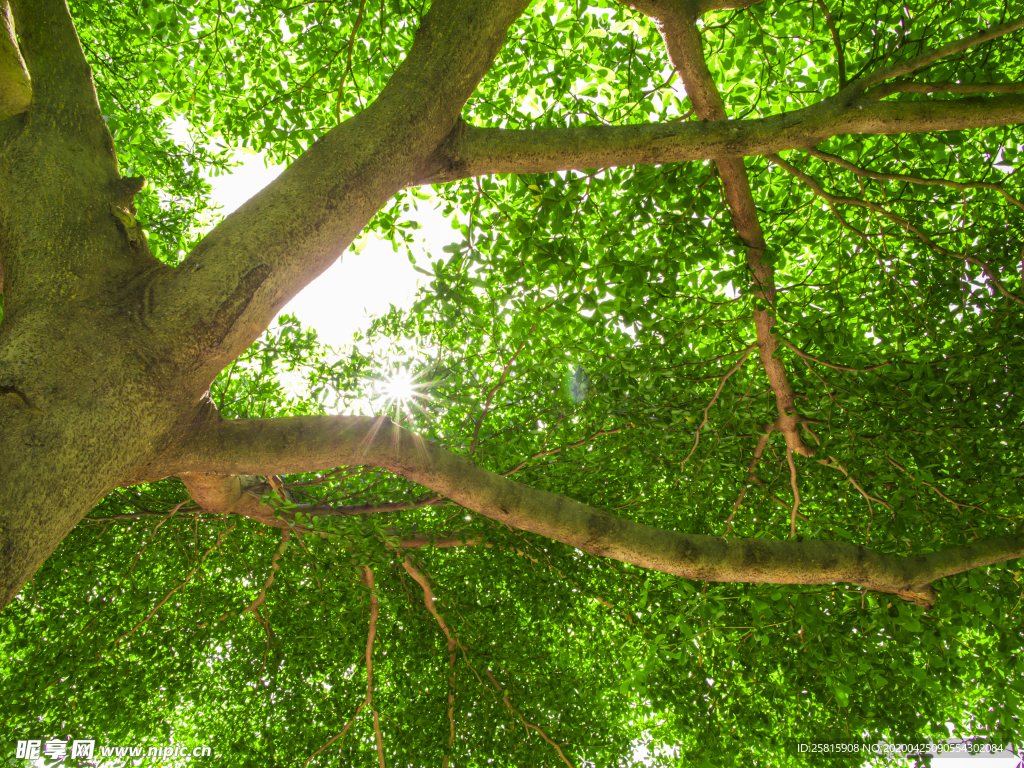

{"left": 680, "top": 347, "right": 753, "bottom": 470}
{"left": 303, "top": 566, "right": 382, "bottom": 767}
{"left": 400, "top": 556, "right": 459, "bottom": 766}
{"left": 402, "top": 555, "right": 573, "bottom": 766}
{"left": 727, "top": 423, "right": 774, "bottom": 531}
{"left": 768, "top": 152, "right": 1024, "bottom": 308}
{"left": 785, "top": 447, "right": 801, "bottom": 538}
{"left": 240, "top": 527, "right": 290, "bottom": 622}
{"left": 160, "top": 414, "right": 1024, "bottom": 607}
{"left": 484, "top": 668, "right": 575, "bottom": 767}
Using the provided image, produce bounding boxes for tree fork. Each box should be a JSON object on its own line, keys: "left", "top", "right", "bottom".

{"left": 0, "top": 0, "right": 534, "bottom": 610}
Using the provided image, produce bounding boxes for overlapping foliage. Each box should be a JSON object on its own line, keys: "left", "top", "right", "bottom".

{"left": 2, "top": 0, "right": 1023, "bottom": 765}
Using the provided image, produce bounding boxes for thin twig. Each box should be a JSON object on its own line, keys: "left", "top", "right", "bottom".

{"left": 303, "top": 566, "right": 381, "bottom": 767}
{"left": 483, "top": 669, "right": 575, "bottom": 767}
{"left": 817, "top": 457, "right": 891, "bottom": 530}
{"left": 469, "top": 327, "right": 536, "bottom": 456}
{"left": 808, "top": 146, "right": 1024, "bottom": 213}
{"left": 769, "top": 153, "right": 1024, "bottom": 308}
{"left": 886, "top": 457, "right": 985, "bottom": 513}
{"left": 113, "top": 520, "right": 237, "bottom": 647}
{"left": 815, "top": 0, "right": 846, "bottom": 89}
{"left": 780, "top": 337, "right": 896, "bottom": 373}
{"left": 680, "top": 348, "right": 753, "bottom": 472}
{"left": 786, "top": 449, "right": 802, "bottom": 538}
{"left": 333, "top": 0, "right": 369, "bottom": 124}
{"left": 501, "top": 427, "right": 631, "bottom": 477}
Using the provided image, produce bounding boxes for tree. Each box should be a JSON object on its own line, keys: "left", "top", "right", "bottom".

{"left": 1, "top": 0, "right": 1023, "bottom": 763}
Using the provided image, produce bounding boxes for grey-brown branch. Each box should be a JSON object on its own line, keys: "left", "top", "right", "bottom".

{"left": 161, "top": 415, "right": 1024, "bottom": 608}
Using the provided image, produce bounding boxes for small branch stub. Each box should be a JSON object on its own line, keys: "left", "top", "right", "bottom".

{"left": 118, "top": 175, "right": 147, "bottom": 197}
{"left": 110, "top": 204, "right": 142, "bottom": 249}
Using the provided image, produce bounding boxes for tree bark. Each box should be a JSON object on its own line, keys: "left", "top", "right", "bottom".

{"left": 0, "top": 1, "right": 30, "bottom": 122}
{"left": 416, "top": 95, "right": 1024, "bottom": 184}
{"left": 155, "top": 413, "right": 1024, "bottom": 608}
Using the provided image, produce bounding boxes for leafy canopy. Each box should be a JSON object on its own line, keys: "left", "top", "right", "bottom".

{"left": 2, "top": 0, "right": 1024, "bottom": 765}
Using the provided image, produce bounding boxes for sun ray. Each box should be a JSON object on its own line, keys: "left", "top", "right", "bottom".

{"left": 371, "top": 366, "right": 431, "bottom": 425}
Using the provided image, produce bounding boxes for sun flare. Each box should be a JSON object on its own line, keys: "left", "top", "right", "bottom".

{"left": 381, "top": 369, "right": 417, "bottom": 404}
{"left": 371, "top": 366, "right": 431, "bottom": 424}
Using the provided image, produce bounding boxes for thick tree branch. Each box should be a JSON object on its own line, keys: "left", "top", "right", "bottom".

{"left": 0, "top": 1, "right": 30, "bottom": 121}
{"left": 8, "top": 0, "right": 99, "bottom": 118}
{"left": 416, "top": 95, "right": 1024, "bottom": 185}
{"left": 178, "top": 473, "right": 309, "bottom": 532}
{"left": 150, "top": 0, "right": 532, "bottom": 386}
{"left": 160, "top": 414, "right": 1024, "bottom": 607}
{"left": 700, "top": 0, "right": 764, "bottom": 10}
{"left": 867, "top": 80, "right": 1024, "bottom": 99}
{"left": 621, "top": 0, "right": 813, "bottom": 461}
{"left": 622, "top": 0, "right": 766, "bottom": 20}
{"left": 146, "top": 4, "right": 1024, "bottom": 396}
{"left": 416, "top": 0, "right": 1022, "bottom": 187}
{"left": 0, "top": 0, "right": 152, "bottom": 328}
